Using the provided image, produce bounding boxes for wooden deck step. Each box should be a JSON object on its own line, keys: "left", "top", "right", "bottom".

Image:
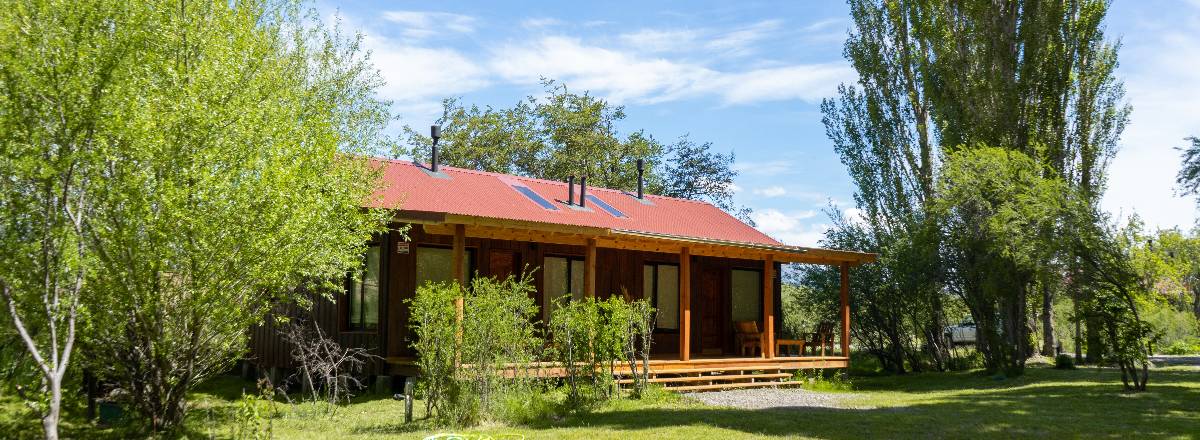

{"left": 632, "top": 366, "right": 788, "bottom": 376}
{"left": 617, "top": 373, "right": 792, "bottom": 385}
{"left": 671, "top": 380, "right": 805, "bottom": 393}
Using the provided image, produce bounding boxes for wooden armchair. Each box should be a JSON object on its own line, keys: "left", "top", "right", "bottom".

{"left": 734, "top": 320, "right": 764, "bottom": 358}
{"left": 804, "top": 321, "right": 836, "bottom": 356}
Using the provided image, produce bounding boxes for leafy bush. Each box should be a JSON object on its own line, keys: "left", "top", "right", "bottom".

{"left": 549, "top": 295, "right": 655, "bottom": 406}
{"left": 408, "top": 281, "right": 460, "bottom": 424}
{"left": 1160, "top": 337, "right": 1200, "bottom": 355}
{"left": 494, "top": 387, "right": 564, "bottom": 426}
{"left": 408, "top": 275, "right": 542, "bottom": 426}
{"left": 233, "top": 378, "right": 276, "bottom": 440}
{"left": 792, "top": 368, "right": 853, "bottom": 392}
{"left": 1055, "top": 354, "right": 1076, "bottom": 369}
{"left": 946, "top": 350, "right": 984, "bottom": 371}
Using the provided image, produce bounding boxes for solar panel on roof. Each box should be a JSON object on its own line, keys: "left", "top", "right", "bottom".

{"left": 586, "top": 194, "right": 626, "bottom": 218}
{"left": 511, "top": 185, "right": 558, "bottom": 210}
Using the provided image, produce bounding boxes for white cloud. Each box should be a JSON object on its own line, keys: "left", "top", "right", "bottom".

{"left": 522, "top": 17, "right": 563, "bottom": 29}
{"left": 750, "top": 209, "right": 828, "bottom": 246}
{"left": 753, "top": 186, "right": 788, "bottom": 197}
{"left": 361, "top": 34, "right": 488, "bottom": 122}
{"left": 489, "top": 36, "right": 850, "bottom": 105}
{"left": 705, "top": 19, "right": 782, "bottom": 57}
{"left": 489, "top": 36, "right": 712, "bottom": 104}
{"left": 382, "top": 11, "right": 476, "bottom": 40}
{"left": 618, "top": 29, "right": 700, "bottom": 53}
{"left": 1101, "top": 7, "right": 1200, "bottom": 230}
{"left": 733, "top": 160, "right": 794, "bottom": 176}
{"left": 712, "top": 64, "right": 855, "bottom": 105}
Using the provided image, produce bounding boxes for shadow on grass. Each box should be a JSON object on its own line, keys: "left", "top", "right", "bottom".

{"left": 512, "top": 369, "right": 1200, "bottom": 439}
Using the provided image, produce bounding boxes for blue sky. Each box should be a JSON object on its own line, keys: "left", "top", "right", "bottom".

{"left": 324, "top": 0, "right": 1200, "bottom": 246}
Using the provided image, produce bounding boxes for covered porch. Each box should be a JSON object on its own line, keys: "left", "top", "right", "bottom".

{"left": 414, "top": 214, "right": 872, "bottom": 362}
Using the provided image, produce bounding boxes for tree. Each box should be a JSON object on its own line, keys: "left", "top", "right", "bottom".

{"left": 818, "top": 0, "right": 1130, "bottom": 370}
{"left": 933, "top": 147, "right": 1067, "bottom": 375}
{"left": 1069, "top": 212, "right": 1156, "bottom": 391}
{"left": 0, "top": 1, "right": 141, "bottom": 437}
{"left": 16, "top": 0, "right": 391, "bottom": 433}
{"left": 401, "top": 80, "right": 751, "bottom": 222}
{"left": 1177, "top": 137, "right": 1200, "bottom": 201}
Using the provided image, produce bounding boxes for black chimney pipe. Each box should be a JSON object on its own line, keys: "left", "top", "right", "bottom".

{"left": 568, "top": 175, "right": 576, "bottom": 205}
{"left": 430, "top": 125, "right": 441, "bottom": 172}
{"left": 636, "top": 159, "right": 644, "bottom": 199}
{"left": 579, "top": 176, "right": 587, "bottom": 208}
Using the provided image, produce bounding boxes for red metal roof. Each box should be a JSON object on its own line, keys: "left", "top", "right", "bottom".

{"left": 367, "top": 158, "right": 784, "bottom": 247}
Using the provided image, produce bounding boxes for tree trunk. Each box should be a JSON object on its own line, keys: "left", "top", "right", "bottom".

{"left": 1041, "top": 282, "right": 1055, "bottom": 356}
{"left": 42, "top": 376, "right": 62, "bottom": 440}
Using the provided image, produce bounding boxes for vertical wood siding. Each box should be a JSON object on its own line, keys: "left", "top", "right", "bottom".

{"left": 245, "top": 222, "right": 783, "bottom": 371}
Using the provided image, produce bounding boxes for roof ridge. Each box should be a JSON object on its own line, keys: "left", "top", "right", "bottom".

{"left": 370, "top": 156, "right": 718, "bottom": 206}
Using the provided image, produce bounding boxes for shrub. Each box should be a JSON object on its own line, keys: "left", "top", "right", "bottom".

{"left": 549, "top": 295, "right": 656, "bottom": 406}
{"left": 792, "top": 368, "right": 853, "bottom": 392}
{"left": 408, "top": 281, "right": 460, "bottom": 423}
{"left": 1055, "top": 354, "right": 1076, "bottom": 369}
{"left": 1160, "top": 337, "right": 1200, "bottom": 355}
{"left": 946, "top": 350, "right": 985, "bottom": 371}
{"left": 408, "top": 275, "right": 542, "bottom": 426}
{"left": 494, "top": 386, "right": 564, "bottom": 426}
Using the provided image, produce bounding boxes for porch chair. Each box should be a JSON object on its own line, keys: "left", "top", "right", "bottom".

{"left": 734, "top": 320, "right": 765, "bottom": 358}
{"left": 804, "top": 321, "right": 836, "bottom": 356}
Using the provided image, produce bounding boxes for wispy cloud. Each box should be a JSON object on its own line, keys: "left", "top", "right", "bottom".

{"left": 618, "top": 28, "right": 700, "bottom": 53}
{"left": 361, "top": 33, "right": 488, "bottom": 122}
{"left": 733, "top": 160, "right": 794, "bottom": 176}
{"left": 522, "top": 17, "right": 563, "bottom": 29}
{"left": 753, "top": 186, "right": 788, "bottom": 197}
{"left": 489, "top": 36, "right": 849, "bottom": 105}
{"left": 382, "top": 11, "right": 476, "bottom": 40}
{"left": 750, "top": 208, "right": 826, "bottom": 246}
{"left": 705, "top": 19, "right": 782, "bottom": 57}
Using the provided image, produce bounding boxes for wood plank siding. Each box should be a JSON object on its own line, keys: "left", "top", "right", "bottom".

{"left": 245, "top": 222, "right": 783, "bottom": 375}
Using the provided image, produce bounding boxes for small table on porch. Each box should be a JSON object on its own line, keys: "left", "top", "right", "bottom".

{"left": 775, "top": 339, "right": 807, "bottom": 357}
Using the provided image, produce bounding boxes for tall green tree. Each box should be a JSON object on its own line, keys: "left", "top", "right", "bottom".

{"left": 817, "top": 0, "right": 1130, "bottom": 371}
{"left": 933, "top": 147, "right": 1067, "bottom": 375}
{"left": 0, "top": 2, "right": 141, "bottom": 437}
{"left": 4, "top": 0, "right": 394, "bottom": 434}
{"left": 401, "top": 81, "right": 751, "bottom": 221}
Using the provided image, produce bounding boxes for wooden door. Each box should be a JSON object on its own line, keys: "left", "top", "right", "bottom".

{"left": 698, "top": 268, "right": 723, "bottom": 355}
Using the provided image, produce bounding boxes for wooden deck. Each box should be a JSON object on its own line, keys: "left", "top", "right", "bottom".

{"left": 385, "top": 354, "right": 847, "bottom": 391}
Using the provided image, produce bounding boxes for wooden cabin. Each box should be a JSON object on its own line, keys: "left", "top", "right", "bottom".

{"left": 247, "top": 157, "right": 875, "bottom": 391}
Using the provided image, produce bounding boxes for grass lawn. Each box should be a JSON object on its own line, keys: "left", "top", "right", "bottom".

{"left": 3, "top": 365, "right": 1198, "bottom": 439}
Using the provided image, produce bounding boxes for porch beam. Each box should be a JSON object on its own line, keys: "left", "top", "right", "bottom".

{"left": 453, "top": 224, "right": 466, "bottom": 365}
{"left": 763, "top": 255, "right": 775, "bottom": 358}
{"left": 840, "top": 262, "right": 850, "bottom": 358}
{"left": 585, "top": 237, "right": 596, "bottom": 297}
{"left": 679, "top": 246, "right": 691, "bottom": 361}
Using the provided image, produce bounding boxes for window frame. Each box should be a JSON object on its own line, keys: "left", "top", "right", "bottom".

{"left": 543, "top": 254, "right": 585, "bottom": 320}
{"left": 345, "top": 241, "right": 383, "bottom": 332}
{"left": 729, "top": 267, "right": 764, "bottom": 324}
{"left": 413, "top": 244, "right": 477, "bottom": 289}
{"left": 644, "top": 262, "right": 680, "bottom": 333}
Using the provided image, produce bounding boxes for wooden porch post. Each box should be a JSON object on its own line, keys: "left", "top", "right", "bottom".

{"left": 453, "top": 224, "right": 466, "bottom": 364}
{"left": 679, "top": 246, "right": 691, "bottom": 361}
{"left": 840, "top": 262, "right": 851, "bottom": 358}
{"left": 763, "top": 255, "right": 775, "bottom": 358}
{"left": 585, "top": 237, "right": 596, "bottom": 298}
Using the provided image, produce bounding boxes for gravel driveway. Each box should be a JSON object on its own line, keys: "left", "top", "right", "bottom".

{"left": 683, "top": 388, "right": 864, "bottom": 410}
{"left": 1150, "top": 355, "right": 1200, "bottom": 367}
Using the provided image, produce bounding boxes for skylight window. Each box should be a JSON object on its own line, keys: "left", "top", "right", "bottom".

{"left": 511, "top": 185, "right": 558, "bottom": 210}
{"left": 586, "top": 194, "right": 626, "bottom": 218}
